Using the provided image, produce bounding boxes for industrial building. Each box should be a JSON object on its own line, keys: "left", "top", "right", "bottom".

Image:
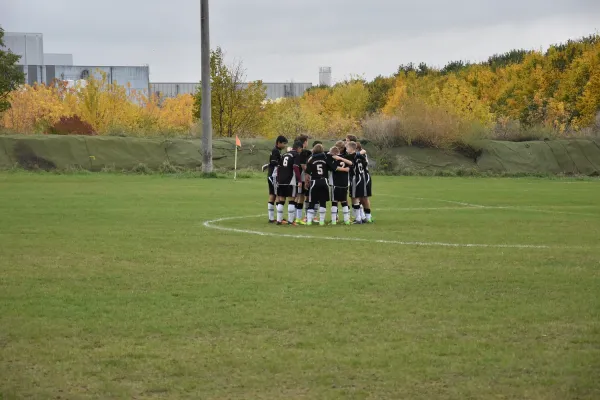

{"left": 3, "top": 32, "right": 150, "bottom": 95}
{"left": 2, "top": 31, "right": 315, "bottom": 100}
{"left": 150, "top": 82, "right": 313, "bottom": 100}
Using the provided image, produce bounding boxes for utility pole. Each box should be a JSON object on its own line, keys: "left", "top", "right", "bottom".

{"left": 201, "top": 0, "right": 213, "bottom": 172}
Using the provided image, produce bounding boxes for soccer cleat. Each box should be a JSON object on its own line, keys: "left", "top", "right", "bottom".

{"left": 288, "top": 221, "right": 297, "bottom": 226}
{"left": 268, "top": 219, "right": 275, "bottom": 224}
{"left": 352, "top": 220, "right": 363, "bottom": 225}
{"left": 366, "top": 217, "right": 374, "bottom": 223}
{"left": 295, "top": 219, "right": 306, "bottom": 225}
{"left": 319, "top": 221, "right": 325, "bottom": 226}
{"left": 344, "top": 220, "right": 351, "bottom": 225}
{"left": 276, "top": 221, "right": 283, "bottom": 225}
{"left": 306, "top": 220, "right": 313, "bottom": 226}
{"left": 331, "top": 219, "right": 337, "bottom": 225}
{"left": 313, "top": 217, "right": 319, "bottom": 223}
{"left": 362, "top": 219, "right": 368, "bottom": 224}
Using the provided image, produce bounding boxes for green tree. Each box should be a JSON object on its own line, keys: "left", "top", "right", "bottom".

{"left": 365, "top": 75, "right": 394, "bottom": 114}
{"left": 193, "top": 47, "right": 266, "bottom": 137}
{"left": 0, "top": 27, "right": 26, "bottom": 113}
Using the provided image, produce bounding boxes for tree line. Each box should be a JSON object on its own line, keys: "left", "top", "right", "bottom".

{"left": 1, "top": 27, "right": 599, "bottom": 147}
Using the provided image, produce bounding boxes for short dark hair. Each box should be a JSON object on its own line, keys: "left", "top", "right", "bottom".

{"left": 296, "top": 134, "right": 309, "bottom": 143}
{"left": 276, "top": 135, "right": 288, "bottom": 144}
{"left": 346, "top": 134, "right": 358, "bottom": 142}
{"left": 293, "top": 140, "right": 304, "bottom": 150}
{"left": 312, "top": 140, "right": 322, "bottom": 147}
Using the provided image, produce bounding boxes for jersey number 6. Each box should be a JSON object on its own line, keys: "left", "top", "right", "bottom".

{"left": 282, "top": 157, "right": 289, "bottom": 167}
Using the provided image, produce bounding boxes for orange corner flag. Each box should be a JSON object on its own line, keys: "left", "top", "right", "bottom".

{"left": 235, "top": 135, "right": 241, "bottom": 148}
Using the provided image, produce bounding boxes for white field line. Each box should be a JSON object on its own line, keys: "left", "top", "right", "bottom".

{"left": 486, "top": 206, "right": 598, "bottom": 217}
{"left": 515, "top": 205, "right": 599, "bottom": 209}
{"left": 403, "top": 196, "right": 488, "bottom": 208}
{"left": 374, "top": 207, "right": 483, "bottom": 211}
{"left": 377, "top": 195, "right": 599, "bottom": 217}
{"left": 203, "top": 215, "right": 553, "bottom": 249}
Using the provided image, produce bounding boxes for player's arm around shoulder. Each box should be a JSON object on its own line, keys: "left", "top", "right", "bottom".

{"left": 333, "top": 155, "right": 353, "bottom": 166}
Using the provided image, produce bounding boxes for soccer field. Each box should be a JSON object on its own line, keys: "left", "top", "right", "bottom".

{"left": 1, "top": 173, "right": 599, "bottom": 399}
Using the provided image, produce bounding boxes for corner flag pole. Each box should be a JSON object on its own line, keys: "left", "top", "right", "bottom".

{"left": 234, "top": 145, "right": 238, "bottom": 180}
{"left": 234, "top": 135, "right": 241, "bottom": 180}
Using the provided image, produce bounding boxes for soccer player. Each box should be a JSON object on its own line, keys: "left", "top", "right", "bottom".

{"left": 306, "top": 144, "right": 348, "bottom": 225}
{"left": 328, "top": 146, "right": 353, "bottom": 225}
{"left": 294, "top": 135, "right": 311, "bottom": 224}
{"left": 335, "top": 140, "right": 347, "bottom": 156}
{"left": 345, "top": 135, "right": 367, "bottom": 156}
{"left": 276, "top": 140, "right": 303, "bottom": 225}
{"left": 346, "top": 141, "right": 373, "bottom": 224}
{"left": 263, "top": 135, "right": 288, "bottom": 223}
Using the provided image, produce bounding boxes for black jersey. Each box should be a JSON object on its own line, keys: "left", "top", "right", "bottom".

{"left": 298, "top": 149, "right": 311, "bottom": 166}
{"left": 329, "top": 154, "right": 350, "bottom": 188}
{"left": 277, "top": 150, "right": 300, "bottom": 184}
{"left": 268, "top": 147, "right": 281, "bottom": 176}
{"left": 345, "top": 153, "right": 357, "bottom": 178}
{"left": 297, "top": 149, "right": 311, "bottom": 180}
{"left": 307, "top": 152, "right": 335, "bottom": 180}
{"left": 352, "top": 153, "right": 369, "bottom": 179}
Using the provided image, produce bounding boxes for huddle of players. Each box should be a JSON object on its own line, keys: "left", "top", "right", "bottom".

{"left": 265, "top": 134, "right": 373, "bottom": 226}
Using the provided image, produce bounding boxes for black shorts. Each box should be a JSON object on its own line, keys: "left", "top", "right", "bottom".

{"left": 308, "top": 178, "right": 330, "bottom": 204}
{"left": 332, "top": 186, "right": 348, "bottom": 202}
{"left": 277, "top": 184, "right": 297, "bottom": 199}
{"left": 351, "top": 174, "right": 372, "bottom": 198}
{"left": 267, "top": 176, "right": 276, "bottom": 196}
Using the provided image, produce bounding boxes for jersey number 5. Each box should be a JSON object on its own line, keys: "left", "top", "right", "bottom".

{"left": 283, "top": 157, "right": 289, "bottom": 167}
{"left": 317, "top": 164, "right": 323, "bottom": 175}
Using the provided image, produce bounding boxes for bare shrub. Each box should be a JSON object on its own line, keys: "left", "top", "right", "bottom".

{"left": 363, "top": 100, "right": 468, "bottom": 149}
{"left": 362, "top": 114, "right": 403, "bottom": 149}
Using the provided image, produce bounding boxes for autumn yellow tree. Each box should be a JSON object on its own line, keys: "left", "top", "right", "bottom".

{"left": 193, "top": 47, "right": 266, "bottom": 137}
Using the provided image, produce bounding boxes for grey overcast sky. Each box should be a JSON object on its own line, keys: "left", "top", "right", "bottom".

{"left": 2, "top": 0, "right": 599, "bottom": 83}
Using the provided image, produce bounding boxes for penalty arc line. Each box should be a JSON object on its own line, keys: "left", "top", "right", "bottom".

{"left": 378, "top": 195, "right": 599, "bottom": 217}
{"left": 203, "top": 214, "right": 557, "bottom": 250}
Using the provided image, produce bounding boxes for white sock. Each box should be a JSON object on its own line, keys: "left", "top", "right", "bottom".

{"left": 288, "top": 203, "right": 296, "bottom": 223}
{"left": 359, "top": 207, "right": 366, "bottom": 221}
{"left": 350, "top": 205, "right": 356, "bottom": 218}
{"left": 331, "top": 206, "right": 338, "bottom": 222}
{"left": 307, "top": 208, "right": 315, "bottom": 223}
{"left": 268, "top": 203, "right": 275, "bottom": 221}
{"left": 365, "top": 210, "right": 372, "bottom": 220}
{"left": 296, "top": 207, "right": 303, "bottom": 220}
{"left": 343, "top": 205, "right": 350, "bottom": 222}
{"left": 319, "top": 207, "right": 326, "bottom": 224}
{"left": 276, "top": 203, "right": 284, "bottom": 222}
{"left": 304, "top": 202, "right": 309, "bottom": 217}
{"left": 353, "top": 205, "right": 360, "bottom": 220}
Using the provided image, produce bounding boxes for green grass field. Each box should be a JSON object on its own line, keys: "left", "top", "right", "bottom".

{"left": 1, "top": 172, "right": 599, "bottom": 399}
